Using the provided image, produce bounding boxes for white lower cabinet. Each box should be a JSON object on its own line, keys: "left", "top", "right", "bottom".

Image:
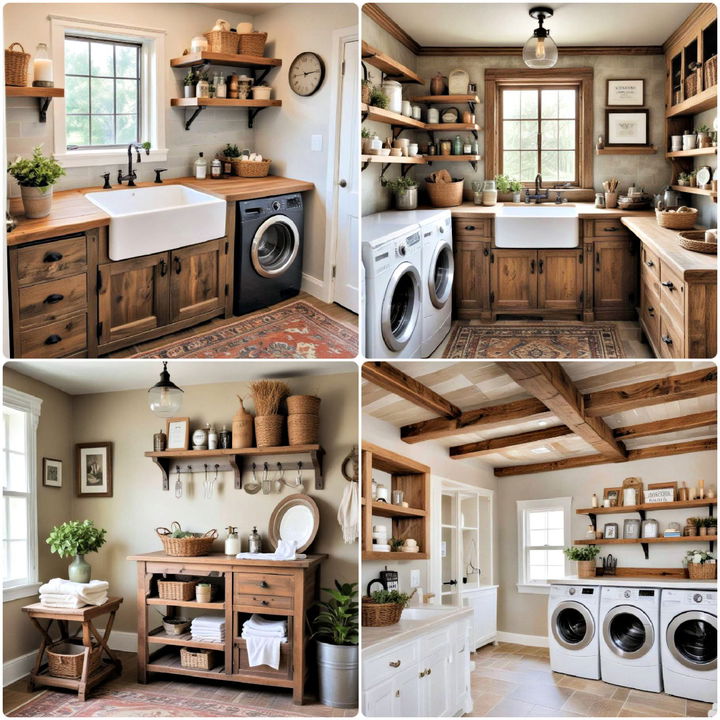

{"left": 463, "top": 586, "right": 498, "bottom": 650}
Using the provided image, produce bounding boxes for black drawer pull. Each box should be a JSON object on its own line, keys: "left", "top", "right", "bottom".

{"left": 645, "top": 260, "right": 654, "bottom": 267}
{"left": 538, "top": 259, "right": 544, "bottom": 274}
{"left": 159, "top": 259, "right": 167, "bottom": 276}
{"left": 43, "top": 251, "right": 63, "bottom": 263}
{"left": 465, "top": 225, "right": 476, "bottom": 231}
{"left": 603, "top": 226, "right": 620, "bottom": 232}
{"left": 258, "top": 580, "right": 268, "bottom": 588}
{"left": 44, "top": 334, "right": 62, "bottom": 345}
{"left": 530, "top": 260, "right": 535, "bottom": 273}
{"left": 260, "top": 599, "right": 269, "bottom": 606}
{"left": 647, "top": 306, "right": 655, "bottom": 316}
{"left": 44, "top": 293, "right": 64, "bottom": 304}
{"left": 174, "top": 256, "right": 182, "bottom": 274}
{"left": 661, "top": 335, "right": 673, "bottom": 344}
{"left": 661, "top": 281, "right": 674, "bottom": 289}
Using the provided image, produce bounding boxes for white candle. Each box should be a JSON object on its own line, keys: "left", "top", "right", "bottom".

{"left": 34, "top": 59, "right": 53, "bottom": 83}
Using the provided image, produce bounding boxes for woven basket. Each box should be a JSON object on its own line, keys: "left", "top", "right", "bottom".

{"left": 361, "top": 598, "right": 404, "bottom": 627}
{"left": 577, "top": 560, "right": 596, "bottom": 579}
{"left": 677, "top": 230, "right": 717, "bottom": 254}
{"left": 287, "top": 395, "right": 321, "bottom": 415}
{"left": 47, "top": 643, "right": 101, "bottom": 679}
{"left": 236, "top": 159, "right": 271, "bottom": 178}
{"left": 255, "top": 415, "right": 284, "bottom": 447}
{"left": 688, "top": 562, "right": 717, "bottom": 580}
{"left": 204, "top": 30, "right": 238, "bottom": 54}
{"left": 181, "top": 647, "right": 216, "bottom": 670}
{"left": 426, "top": 178, "right": 464, "bottom": 208}
{"left": 685, "top": 72, "right": 698, "bottom": 98}
{"left": 156, "top": 522, "right": 217, "bottom": 557}
{"left": 5, "top": 43, "right": 29, "bottom": 87}
{"left": 195, "top": 584, "right": 212, "bottom": 603}
{"left": 655, "top": 207, "right": 698, "bottom": 230}
{"left": 162, "top": 617, "right": 190, "bottom": 635}
{"left": 157, "top": 579, "right": 197, "bottom": 600}
{"left": 288, "top": 414, "right": 319, "bottom": 445}
{"left": 239, "top": 32, "right": 267, "bottom": 56}
{"left": 705, "top": 56, "right": 717, "bottom": 89}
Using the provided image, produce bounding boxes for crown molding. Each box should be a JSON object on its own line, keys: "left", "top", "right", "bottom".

{"left": 362, "top": 3, "right": 420, "bottom": 54}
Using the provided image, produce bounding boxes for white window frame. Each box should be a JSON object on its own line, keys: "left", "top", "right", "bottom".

{"left": 516, "top": 496, "right": 572, "bottom": 595}
{"left": 3, "top": 387, "right": 42, "bottom": 603}
{"left": 50, "top": 15, "right": 168, "bottom": 168}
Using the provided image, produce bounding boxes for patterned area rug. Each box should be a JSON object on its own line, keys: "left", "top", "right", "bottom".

{"left": 131, "top": 301, "right": 358, "bottom": 359}
{"left": 442, "top": 323, "right": 625, "bottom": 359}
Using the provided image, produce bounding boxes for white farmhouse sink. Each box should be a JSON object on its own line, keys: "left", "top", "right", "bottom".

{"left": 86, "top": 185, "right": 226, "bottom": 261}
{"left": 495, "top": 204, "right": 579, "bottom": 248}
{"left": 401, "top": 607, "right": 454, "bottom": 620}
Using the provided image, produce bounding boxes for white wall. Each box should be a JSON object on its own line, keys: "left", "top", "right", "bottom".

{"left": 690, "top": 108, "right": 717, "bottom": 228}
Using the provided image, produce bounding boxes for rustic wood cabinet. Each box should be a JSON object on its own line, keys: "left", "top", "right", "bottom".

{"left": 451, "top": 218, "right": 492, "bottom": 320}
{"left": 169, "top": 239, "right": 225, "bottom": 323}
{"left": 490, "top": 249, "right": 537, "bottom": 311}
{"left": 537, "top": 249, "right": 584, "bottom": 311}
{"left": 591, "top": 238, "right": 638, "bottom": 319}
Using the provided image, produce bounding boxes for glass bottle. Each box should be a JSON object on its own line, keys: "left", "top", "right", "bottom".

{"left": 207, "top": 423, "right": 218, "bottom": 450}
{"left": 225, "top": 526, "right": 241, "bottom": 555}
{"left": 248, "top": 526, "right": 262, "bottom": 554}
{"left": 194, "top": 152, "right": 207, "bottom": 179}
{"left": 219, "top": 425, "right": 232, "bottom": 449}
{"left": 32, "top": 43, "right": 53, "bottom": 87}
{"left": 452, "top": 135, "right": 462, "bottom": 155}
{"left": 196, "top": 76, "right": 209, "bottom": 98}
{"left": 216, "top": 75, "right": 227, "bottom": 98}
{"left": 482, "top": 179, "right": 498, "bottom": 206}
{"left": 211, "top": 158, "right": 222, "bottom": 179}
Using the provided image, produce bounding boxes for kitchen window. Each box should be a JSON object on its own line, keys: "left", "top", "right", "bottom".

{"left": 516, "top": 496, "right": 572, "bottom": 594}
{"left": 3, "top": 387, "right": 42, "bottom": 602}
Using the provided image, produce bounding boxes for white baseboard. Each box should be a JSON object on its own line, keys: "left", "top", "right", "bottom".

{"left": 301, "top": 272, "right": 327, "bottom": 301}
{"left": 495, "top": 631, "right": 549, "bottom": 648}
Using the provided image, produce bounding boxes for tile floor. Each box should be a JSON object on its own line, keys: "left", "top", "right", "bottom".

{"left": 468, "top": 643, "right": 713, "bottom": 718}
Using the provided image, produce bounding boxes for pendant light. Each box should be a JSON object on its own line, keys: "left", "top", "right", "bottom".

{"left": 523, "top": 7, "right": 558, "bottom": 69}
{"left": 148, "top": 361, "right": 183, "bottom": 417}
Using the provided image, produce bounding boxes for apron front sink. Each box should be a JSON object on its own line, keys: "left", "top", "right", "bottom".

{"left": 495, "top": 204, "right": 579, "bottom": 248}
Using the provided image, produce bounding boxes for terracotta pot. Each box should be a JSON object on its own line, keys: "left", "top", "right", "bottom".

{"left": 20, "top": 185, "right": 53, "bottom": 219}
{"left": 577, "top": 560, "right": 596, "bottom": 579}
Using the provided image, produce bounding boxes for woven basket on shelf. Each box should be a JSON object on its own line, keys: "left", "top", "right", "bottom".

{"left": 181, "top": 647, "right": 216, "bottom": 670}
{"left": 688, "top": 562, "right": 717, "bottom": 580}
{"left": 47, "top": 643, "right": 101, "bottom": 679}
{"left": 677, "top": 230, "right": 717, "bottom": 254}
{"left": 655, "top": 207, "right": 698, "bottom": 230}
{"left": 239, "top": 32, "right": 267, "bottom": 56}
{"left": 287, "top": 395, "right": 321, "bottom": 415}
{"left": 5, "top": 43, "right": 29, "bottom": 87}
{"left": 157, "top": 578, "right": 197, "bottom": 601}
{"left": 685, "top": 72, "right": 698, "bottom": 98}
{"left": 255, "top": 415, "right": 284, "bottom": 447}
{"left": 162, "top": 617, "right": 191, "bottom": 635}
{"left": 156, "top": 522, "right": 217, "bottom": 557}
{"left": 705, "top": 56, "right": 717, "bottom": 89}
{"left": 426, "top": 179, "right": 464, "bottom": 208}
{"left": 288, "top": 414, "right": 319, "bottom": 446}
{"left": 236, "top": 159, "right": 271, "bottom": 178}
{"left": 361, "top": 598, "right": 404, "bottom": 627}
{"left": 204, "top": 30, "right": 238, "bottom": 54}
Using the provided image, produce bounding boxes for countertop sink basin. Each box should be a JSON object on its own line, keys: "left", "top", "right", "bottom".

{"left": 401, "top": 607, "right": 454, "bottom": 620}
{"left": 495, "top": 204, "right": 579, "bottom": 248}
{"left": 86, "top": 185, "right": 226, "bottom": 261}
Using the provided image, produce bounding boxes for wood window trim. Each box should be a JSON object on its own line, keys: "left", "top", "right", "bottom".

{"left": 485, "top": 67, "right": 593, "bottom": 189}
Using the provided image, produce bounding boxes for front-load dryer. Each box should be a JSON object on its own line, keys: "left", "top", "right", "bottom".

{"left": 600, "top": 586, "right": 662, "bottom": 692}
{"left": 362, "top": 221, "right": 422, "bottom": 358}
{"left": 661, "top": 589, "right": 717, "bottom": 702}
{"left": 548, "top": 583, "right": 600, "bottom": 679}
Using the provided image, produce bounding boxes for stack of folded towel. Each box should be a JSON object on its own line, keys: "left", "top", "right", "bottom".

{"left": 236, "top": 538, "right": 306, "bottom": 561}
{"left": 241, "top": 614, "right": 287, "bottom": 669}
{"left": 39, "top": 578, "right": 109, "bottom": 608}
{"left": 190, "top": 615, "right": 225, "bottom": 643}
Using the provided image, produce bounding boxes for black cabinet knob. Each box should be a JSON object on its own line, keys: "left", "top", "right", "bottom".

{"left": 44, "top": 293, "right": 64, "bottom": 304}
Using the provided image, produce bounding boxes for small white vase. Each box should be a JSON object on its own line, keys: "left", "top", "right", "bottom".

{"left": 683, "top": 134, "right": 697, "bottom": 151}
{"left": 20, "top": 185, "right": 53, "bottom": 219}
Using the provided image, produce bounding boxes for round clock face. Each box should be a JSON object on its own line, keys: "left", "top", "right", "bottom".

{"left": 289, "top": 52, "right": 325, "bottom": 97}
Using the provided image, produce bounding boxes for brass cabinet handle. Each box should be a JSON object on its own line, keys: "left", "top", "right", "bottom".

{"left": 389, "top": 660, "right": 401, "bottom": 668}
{"left": 395, "top": 690, "right": 400, "bottom": 697}
{"left": 44, "top": 293, "right": 64, "bottom": 304}
{"left": 419, "top": 670, "right": 426, "bottom": 678}
{"left": 427, "top": 668, "right": 432, "bottom": 675}
{"left": 43, "top": 251, "right": 63, "bottom": 263}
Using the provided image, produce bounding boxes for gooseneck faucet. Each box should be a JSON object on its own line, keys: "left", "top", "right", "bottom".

{"left": 525, "top": 173, "right": 550, "bottom": 203}
{"left": 117, "top": 143, "right": 150, "bottom": 187}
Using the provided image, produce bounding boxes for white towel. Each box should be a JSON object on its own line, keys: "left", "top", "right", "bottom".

{"left": 245, "top": 635, "right": 283, "bottom": 669}
{"left": 241, "top": 628, "right": 286, "bottom": 639}
{"left": 40, "top": 592, "right": 108, "bottom": 608}
{"left": 236, "top": 539, "right": 306, "bottom": 561}
{"left": 337, "top": 480, "right": 359, "bottom": 543}
{"left": 40, "top": 579, "right": 109, "bottom": 604}
{"left": 244, "top": 614, "right": 287, "bottom": 634}
{"left": 191, "top": 616, "right": 225, "bottom": 627}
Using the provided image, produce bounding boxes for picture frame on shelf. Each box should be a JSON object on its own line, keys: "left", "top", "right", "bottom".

{"left": 603, "top": 487, "right": 623, "bottom": 507}
{"left": 42, "top": 458, "right": 62, "bottom": 488}
{"left": 604, "top": 522, "right": 619, "bottom": 539}
{"left": 605, "top": 109, "right": 649, "bottom": 146}
{"left": 166, "top": 417, "right": 190, "bottom": 450}
{"left": 606, "top": 78, "right": 645, "bottom": 107}
{"left": 646, "top": 481, "right": 677, "bottom": 503}
{"left": 624, "top": 519, "right": 642, "bottom": 539}
{"left": 644, "top": 486, "right": 676, "bottom": 504}
{"left": 76, "top": 442, "right": 113, "bottom": 498}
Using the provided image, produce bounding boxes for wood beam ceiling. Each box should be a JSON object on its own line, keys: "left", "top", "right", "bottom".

{"left": 449, "top": 426, "right": 574, "bottom": 459}
{"left": 612, "top": 410, "right": 717, "bottom": 441}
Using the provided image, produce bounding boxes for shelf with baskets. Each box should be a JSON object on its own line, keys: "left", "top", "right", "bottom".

{"left": 6, "top": 86, "right": 64, "bottom": 122}
{"left": 147, "top": 648, "right": 226, "bottom": 678}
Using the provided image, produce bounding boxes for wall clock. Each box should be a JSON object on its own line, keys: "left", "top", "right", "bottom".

{"left": 288, "top": 52, "right": 325, "bottom": 96}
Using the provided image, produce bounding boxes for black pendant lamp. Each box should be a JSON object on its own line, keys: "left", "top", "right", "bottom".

{"left": 523, "top": 7, "right": 558, "bottom": 69}
{"left": 148, "top": 361, "right": 183, "bottom": 417}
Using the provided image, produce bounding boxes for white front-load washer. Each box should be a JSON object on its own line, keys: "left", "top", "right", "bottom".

{"left": 600, "top": 586, "right": 662, "bottom": 692}
{"left": 661, "top": 589, "right": 717, "bottom": 702}
{"left": 548, "top": 583, "right": 601, "bottom": 679}
{"left": 362, "top": 221, "right": 423, "bottom": 358}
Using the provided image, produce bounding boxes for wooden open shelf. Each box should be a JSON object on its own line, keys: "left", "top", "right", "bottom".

{"left": 671, "top": 185, "right": 717, "bottom": 197}
{"left": 361, "top": 41, "right": 423, "bottom": 84}
{"left": 666, "top": 85, "right": 718, "bottom": 117}
{"left": 6, "top": 86, "right": 64, "bottom": 122}
{"left": 148, "top": 627, "right": 224, "bottom": 651}
{"left": 424, "top": 123, "right": 481, "bottom": 132}
{"left": 429, "top": 154, "right": 481, "bottom": 162}
{"left": 360, "top": 154, "right": 426, "bottom": 165}
{"left": 363, "top": 550, "right": 429, "bottom": 561}
{"left": 361, "top": 103, "right": 425, "bottom": 129}
{"left": 577, "top": 498, "right": 717, "bottom": 516}
{"left": 596, "top": 146, "right": 657, "bottom": 155}
{"left": 146, "top": 597, "right": 224, "bottom": 610}
{"left": 370, "top": 500, "right": 426, "bottom": 518}
{"left": 577, "top": 535, "right": 716, "bottom": 546}
{"left": 147, "top": 648, "right": 224, "bottom": 678}
{"left": 412, "top": 94, "right": 479, "bottom": 104}
{"left": 170, "top": 97, "right": 281, "bottom": 108}
{"left": 170, "top": 52, "right": 282, "bottom": 69}
{"left": 666, "top": 147, "right": 718, "bottom": 158}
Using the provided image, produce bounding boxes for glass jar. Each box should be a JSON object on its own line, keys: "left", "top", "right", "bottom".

{"left": 196, "top": 77, "right": 209, "bottom": 98}
{"left": 381, "top": 80, "right": 402, "bottom": 114}
{"left": 248, "top": 526, "right": 262, "bottom": 553}
{"left": 439, "top": 139, "right": 452, "bottom": 156}
{"left": 427, "top": 107, "right": 440, "bottom": 124}
{"left": 427, "top": 143, "right": 437, "bottom": 156}
{"left": 215, "top": 75, "right": 227, "bottom": 98}
{"left": 32, "top": 43, "right": 53, "bottom": 87}
{"left": 452, "top": 135, "right": 462, "bottom": 155}
{"left": 482, "top": 180, "right": 498, "bottom": 206}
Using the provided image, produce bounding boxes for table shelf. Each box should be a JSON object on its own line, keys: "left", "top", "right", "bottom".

{"left": 148, "top": 627, "right": 225, "bottom": 651}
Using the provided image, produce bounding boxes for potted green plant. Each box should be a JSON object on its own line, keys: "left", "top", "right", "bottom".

{"left": 708, "top": 517, "right": 717, "bottom": 536}
{"left": 696, "top": 124, "right": 711, "bottom": 148}
{"left": 361, "top": 78, "right": 372, "bottom": 105}
{"left": 383, "top": 177, "right": 418, "bottom": 211}
{"left": 46, "top": 520, "right": 107, "bottom": 583}
{"left": 7, "top": 145, "right": 65, "bottom": 219}
{"left": 369, "top": 86, "right": 389, "bottom": 110}
{"left": 183, "top": 70, "right": 197, "bottom": 98}
{"left": 387, "top": 536, "right": 405, "bottom": 551}
{"left": 687, "top": 517, "right": 700, "bottom": 536}
{"left": 361, "top": 127, "right": 372, "bottom": 154}
{"left": 362, "top": 588, "right": 411, "bottom": 628}
{"left": 311, "top": 581, "right": 358, "bottom": 709}
{"left": 689, "top": 169, "right": 698, "bottom": 187}
{"left": 563, "top": 545, "right": 601, "bottom": 578}
{"left": 495, "top": 174, "right": 523, "bottom": 203}
{"left": 698, "top": 517, "right": 710, "bottom": 536}
{"left": 685, "top": 549, "right": 717, "bottom": 579}
{"left": 677, "top": 172, "right": 690, "bottom": 187}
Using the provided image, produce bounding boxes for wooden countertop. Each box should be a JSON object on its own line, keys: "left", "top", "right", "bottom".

{"left": 7, "top": 175, "right": 314, "bottom": 246}
{"left": 448, "top": 201, "right": 655, "bottom": 220}
{"left": 127, "top": 550, "right": 326, "bottom": 569}
{"left": 622, "top": 216, "right": 717, "bottom": 282}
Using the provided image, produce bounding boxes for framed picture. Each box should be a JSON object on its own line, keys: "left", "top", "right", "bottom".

{"left": 603, "top": 487, "right": 623, "bottom": 507}
{"left": 76, "top": 443, "right": 113, "bottom": 497}
{"left": 42, "top": 458, "right": 62, "bottom": 488}
{"left": 644, "top": 487, "right": 676, "bottom": 504}
{"left": 606, "top": 78, "right": 645, "bottom": 107}
{"left": 166, "top": 417, "right": 190, "bottom": 450}
{"left": 604, "top": 522, "right": 619, "bottom": 539}
{"left": 605, "top": 109, "right": 649, "bottom": 146}
{"left": 647, "top": 482, "right": 677, "bottom": 502}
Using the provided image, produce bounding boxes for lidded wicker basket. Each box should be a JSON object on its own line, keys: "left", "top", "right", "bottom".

{"left": 688, "top": 562, "right": 717, "bottom": 580}
{"left": 655, "top": 207, "right": 698, "bottom": 230}
{"left": 47, "top": 643, "right": 101, "bottom": 679}
{"left": 361, "top": 598, "right": 404, "bottom": 627}
{"left": 204, "top": 30, "right": 238, "bottom": 54}
{"left": 5, "top": 43, "right": 29, "bottom": 86}
{"left": 239, "top": 32, "right": 267, "bottom": 56}
{"left": 156, "top": 521, "right": 217, "bottom": 556}
{"left": 157, "top": 578, "right": 197, "bottom": 600}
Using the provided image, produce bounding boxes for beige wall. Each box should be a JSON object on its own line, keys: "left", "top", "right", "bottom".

{"left": 496, "top": 450, "right": 717, "bottom": 639}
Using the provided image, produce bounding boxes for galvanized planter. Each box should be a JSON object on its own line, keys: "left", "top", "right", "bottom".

{"left": 316, "top": 641, "right": 358, "bottom": 709}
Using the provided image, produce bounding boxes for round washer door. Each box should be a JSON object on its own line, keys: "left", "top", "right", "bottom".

{"left": 251, "top": 214, "right": 300, "bottom": 278}
{"left": 602, "top": 604, "right": 654, "bottom": 659}
{"left": 667, "top": 611, "right": 717, "bottom": 671}
{"left": 428, "top": 241, "right": 454, "bottom": 309}
{"left": 551, "top": 601, "right": 595, "bottom": 651}
{"left": 381, "top": 262, "right": 421, "bottom": 352}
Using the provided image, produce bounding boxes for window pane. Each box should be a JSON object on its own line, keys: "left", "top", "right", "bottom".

{"left": 541, "top": 120, "right": 558, "bottom": 150}
{"left": 66, "top": 76, "right": 89, "bottom": 114}
{"left": 116, "top": 115, "right": 138, "bottom": 144}
{"left": 520, "top": 90, "right": 538, "bottom": 119}
{"left": 547, "top": 527, "right": 564, "bottom": 546}
{"left": 529, "top": 511, "right": 548, "bottom": 530}
{"left": 115, "top": 45, "right": 137, "bottom": 78}
{"left": 90, "top": 41, "right": 114, "bottom": 76}
{"left": 559, "top": 152, "right": 575, "bottom": 181}
{"left": 530, "top": 529, "right": 547, "bottom": 546}
{"left": 520, "top": 121, "right": 538, "bottom": 150}
{"left": 8, "top": 496, "right": 27, "bottom": 539}
{"left": 503, "top": 90, "right": 521, "bottom": 118}
{"left": 529, "top": 563, "right": 548, "bottom": 581}
{"left": 547, "top": 549, "right": 565, "bottom": 566}
{"left": 547, "top": 510, "right": 564, "bottom": 529}
{"left": 67, "top": 115, "right": 89, "bottom": 145}
{"left": 541, "top": 89, "right": 558, "bottom": 119}
{"left": 558, "top": 121, "right": 575, "bottom": 149}
{"left": 529, "top": 549, "right": 547, "bottom": 566}
{"left": 503, "top": 121, "right": 521, "bottom": 150}
{"left": 4, "top": 409, "right": 25, "bottom": 452}
{"left": 65, "top": 39, "right": 89, "bottom": 75}
{"left": 90, "top": 77, "right": 114, "bottom": 114}
{"left": 503, "top": 151, "right": 521, "bottom": 179}
{"left": 116, "top": 79, "right": 137, "bottom": 114}
{"left": 520, "top": 151, "right": 538, "bottom": 181}
{"left": 91, "top": 115, "right": 114, "bottom": 145}
{"left": 7, "top": 451, "right": 27, "bottom": 492}
{"left": 558, "top": 90, "right": 576, "bottom": 118}
{"left": 6, "top": 540, "right": 28, "bottom": 582}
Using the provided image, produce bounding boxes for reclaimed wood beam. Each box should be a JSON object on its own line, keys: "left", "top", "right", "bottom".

{"left": 613, "top": 410, "right": 717, "bottom": 440}
{"left": 449, "top": 426, "right": 574, "bottom": 459}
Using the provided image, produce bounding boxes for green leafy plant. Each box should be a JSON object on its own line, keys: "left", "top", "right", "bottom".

{"left": 689, "top": 516, "right": 702, "bottom": 527}
{"left": 495, "top": 174, "right": 522, "bottom": 193}
{"left": 183, "top": 70, "right": 197, "bottom": 86}
{"left": 509, "top": 179, "right": 522, "bottom": 193}
{"left": 170, "top": 528, "right": 197, "bottom": 538}
{"left": 368, "top": 589, "right": 410, "bottom": 606}
{"left": 361, "top": 78, "right": 371, "bottom": 88}
{"left": 563, "top": 545, "right": 601, "bottom": 561}
{"left": 383, "top": 177, "right": 418, "bottom": 196}
{"left": 8, "top": 146, "right": 65, "bottom": 188}
{"left": 46, "top": 520, "right": 107, "bottom": 558}
{"left": 696, "top": 124, "right": 711, "bottom": 135}
{"left": 685, "top": 549, "right": 716, "bottom": 564}
{"left": 223, "top": 143, "right": 241, "bottom": 158}
{"left": 388, "top": 536, "right": 406, "bottom": 550}
{"left": 311, "top": 581, "right": 358, "bottom": 646}
{"left": 361, "top": 127, "right": 371, "bottom": 139}
{"left": 369, "top": 86, "right": 389, "bottom": 109}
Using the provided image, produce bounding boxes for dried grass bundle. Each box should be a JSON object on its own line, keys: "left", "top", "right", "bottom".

{"left": 250, "top": 380, "right": 290, "bottom": 416}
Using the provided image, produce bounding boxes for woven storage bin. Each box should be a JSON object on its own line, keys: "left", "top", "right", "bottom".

{"left": 204, "top": 30, "right": 238, "bottom": 54}
{"left": 195, "top": 584, "right": 212, "bottom": 603}
{"left": 288, "top": 414, "right": 319, "bottom": 445}
{"left": 678, "top": 230, "right": 717, "bottom": 254}
{"left": 47, "top": 643, "right": 101, "bottom": 679}
{"left": 426, "top": 179, "right": 464, "bottom": 208}
{"left": 577, "top": 560, "right": 596, "bottom": 579}
{"left": 162, "top": 617, "right": 191, "bottom": 635}
{"left": 156, "top": 522, "right": 218, "bottom": 557}
{"left": 705, "top": 56, "right": 717, "bottom": 89}
{"left": 361, "top": 598, "right": 404, "bottom": 627}
{"left": 236, "top": 159, "right": 271, "bottom": 178}
{"left": 656, "top": 207, "right": 698, "bottom": 230}
{"left": 5, "top": 43, "right": 29, "bottom": 87}
{"left": 181, "top": 647, "right": 216, "bottom": 670}
{"left": 157, "top": 579, "right": 197, "bottom": 601}
{"left": 685, "top": 72, "right": 698, "bottom": 98}
{"left": 218, "top": 155, "right": 243, "bottom": 176}
{"left": 255, "top": 415, "right": 284, "bottom": 447}
{"left": 287, "top": 395, "right": 321, "bottom": 415}
{"left": 239, "top": 32, "right": 267, "bottom": 56}
{"left": 688, "top": 562, "right": 717, "bottom": 580}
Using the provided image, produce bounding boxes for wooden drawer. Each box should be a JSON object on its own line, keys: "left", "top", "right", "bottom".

{"left": 233, "top": 593, "right": 293, "bottom": 612}
{"left": 640, "top": 280, "right": 660, "bottom": 349}
{"left": 659, "top": 264, "right": 685, "bottom": 324}
{"left": 453, "top": 218, "right": 492, "bottom": 239}
{"left": 586, "top": 219, "right": 629, "bottom": 238}
{"left": 364, "top": 642, "right": 418, "bottom": 687}
{"left": 17, "top": 273, "right": 87, "bottom": 328}
{"left": 659, "top": 314, "right": 685, "bottom": 358}
{"left": 233, "top": 639, "right": 290, "bottom": 679}
{"left": 14, "top": 235, "right": 87, "bottom": 286}
{"left": 640, "top": 244, "right": 660, "bottom": 282}
{"left": 233, "top": 572, "right": 294, "bottom": 597}
{"left": 17, "top": 312, "right": 86, "bottom": 358}
{"left": 146, "top": 562, "right": 229, "bottom": 576}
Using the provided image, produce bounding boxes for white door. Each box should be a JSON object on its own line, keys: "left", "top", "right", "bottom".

{"left": 333, "top": 37, "right": 359, "bottom": 312}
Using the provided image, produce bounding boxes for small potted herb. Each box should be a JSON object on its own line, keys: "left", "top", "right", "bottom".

{"left": 698, "top": 517, "right": 711, "bottom": 536}
{"left": 563, "top": 545, "right": 601, "bottom": 578}
{"left": 369, "top": 86, "right": 389, "bottom": 110}
{"left": 709, "top": 517, "right": 717, "bottom": 536}
{"left": 696, "top": 124, "right": 711, "bottom": 148}
{"left": 183, "top": 70, "right": 197, "bottom": 98}
{"left": 388, "top": 536, "right": 405, "bottom": 552}
{"left": 362, "top": 588, "right": 411, "bottom": 627}
{"left": 383, "top": 176, "right": 418, "bottom": 210}
{"left": 677, "top": 172, "right": 690, "bottom": 187}
{"left": 495, "top": 174, "right": 523, "bottom": 203}
{"left": 689, "top": 169, "right": 698, "bottom": 187}
{"left": 361, "top": 78, "right": 371, "bottom": 105}
{"left": 8, "top": 146, "right": 65, "bottom": 219}
{"left": 46, "top": 520, "right": 107, "bottom": 583}
{"left": 361, "top": 127, "right": 372, "bottom": 154}
{"left": 686, "top": 517, "right": 700, "bottom": 536}
{"left": 685, "top": 549, "right": 717, "bottom": 580}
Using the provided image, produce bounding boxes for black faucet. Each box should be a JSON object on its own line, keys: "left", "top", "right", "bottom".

{"left": 524, "top": 173, "right": 550, "bottom": 203}
{"left": 118, "top": 143, "right": 150, "bottom": 187}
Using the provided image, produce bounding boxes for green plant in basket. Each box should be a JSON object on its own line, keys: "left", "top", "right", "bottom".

{"left": 685, "top": 549, "right": 715, "bottom": 564}
{"left": 563, "top": 545, "right": 601, "bottom": 561}
{"left": 369, "top": 589, "right": 410, "bottom": 606}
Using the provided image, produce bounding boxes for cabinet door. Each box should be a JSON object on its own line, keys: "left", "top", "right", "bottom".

{"left": 593, "top": 238, "right": 638, "bottom": 319}
{"left": 169, "top": 239, "right": 225, "bottom": 323}
{"left": 452, "top": 240, "right": 490, "bottom": 318}
{"left": 421, "top": 646, "right": 450, "bottom": 717}
{"left": 97, "top": 252, "right": 169, "bottom": 346}
{"left": 537, "top": 250, "right": 583, "bottom": 311}
{"left": 393, "top": 668, "right": 421, "bottom": 717}
{"left": 364, "top": 679, "right": 395, "bottom": 718}
{"left": 491, "top": 249, "right": 537, "bottom": 310}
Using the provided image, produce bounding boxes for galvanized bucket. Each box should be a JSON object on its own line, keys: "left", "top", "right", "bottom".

{"left": 317, "top": 641, "right": 358, "bottom": 709}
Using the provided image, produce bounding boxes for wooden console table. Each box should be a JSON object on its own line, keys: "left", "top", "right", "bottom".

{"left": 22, "top": 597, "right": 123, "bottom": 701}
{"left": 128, "top": 551, "right": 325, "bottom": 704}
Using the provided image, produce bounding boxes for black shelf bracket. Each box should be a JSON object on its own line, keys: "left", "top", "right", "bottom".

{"left": 361, "top": 159, "right": 370, "bottom": 172}
{"left": 252, "top": 67, "right": 273, "bottom": 86}
{"left": 184, "top": 106, "right": 205, "bottom": 130}
{"left": 248, "top": 106, "right": 267, "bottom": 129}
{"left": 400, "top": 163, "right": 415, "bottom": 178}
{"left": 392, "top": 125, "right": 408, "bottom": 140}
{"left": 469, "top": 160, "right": 478, "bottom": 172}
{"left": 641, "top": 542, "right": 649, "bottom": 560}
{"left": 38, "top": 97, "right": 53, "bottom": 123}
{"left": 588, "top": 512, "right": 597, "bottom": 532}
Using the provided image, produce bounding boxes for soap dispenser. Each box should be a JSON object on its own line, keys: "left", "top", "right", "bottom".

{"left": 248, "top": 526, "right": 262, "bottom": 554}
{"left": 194, "top": 152, "right": 207, "bottom": 179}
{"left": 225, "top": 526, "right": 241, "bottom": 555}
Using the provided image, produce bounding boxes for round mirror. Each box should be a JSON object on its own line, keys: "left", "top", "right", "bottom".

{"left": 269, "top": 494, "right": 319, "bottom": 552}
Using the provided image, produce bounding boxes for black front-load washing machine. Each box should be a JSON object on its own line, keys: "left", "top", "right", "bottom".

{"left": 234, "top": 193, "right": 304, "bottom": 315}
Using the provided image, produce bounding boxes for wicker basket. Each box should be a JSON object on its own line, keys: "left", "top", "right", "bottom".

{"left": 156, "top": 522, "right": 218, "bottom": 557}
{"left": 677, "top": 230, "right": 717, "bottom": 254}
{"left": 688, "top": 562, "right": 717, "bottom": 580}
{"left": 236, "top": 159, "right": 271, "bottom": 178}
{"left": 239, "top": 32, "right": 267, "bottom": 56}
{"left": 255, "top": 415, "right": 284, "bottom": 447}
{"left": 5, "top": 43, "right": 29, "bottom": 87}
{"left": 288, "top": 414, "right": 319, "bottom": 445}
{"left": 361, "top": 598, "right": 404, "bottom": 627}
{"left": 577, "top": 560, "right": 597, "bottom": 579}
{"left": 287, "top": 395, "right": 321, "bottom": 415}
{"left": 157, "top": 578, "right": 197, "bottom": 601}
{"left": 180, "top": 647, "right": 216, "bottom": 670}
{"left": 705, "top": 56, "right": 717, "bottom": 89}
{"left": 655, "top": 207, "right": 698, "bottom": 230}
{"left": 47, "top": 643, "right": 101, "bottom": 679}
{"left": 426, "top": 178, "right": 464, "bottom": 208}
{"left": 685, "top": 72, "right": 698, "bottom": 98}
{"left": 204, "top": 30, "right": 238, "bottom": 54}
{"left": 162, "top": 617, "right": 191, "bottom": 635}
{"left": 195, "top": 584, "right": 212, "bottom": 603}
